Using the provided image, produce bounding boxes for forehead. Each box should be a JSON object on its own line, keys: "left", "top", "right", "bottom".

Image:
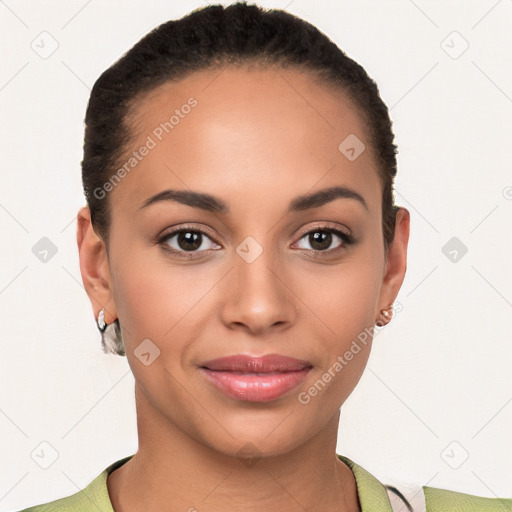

{"left": 112, "top": 65, "right": 381, "bottom": 217}
{"left": 128, "top": 65, "right": 370, "bottom": 148}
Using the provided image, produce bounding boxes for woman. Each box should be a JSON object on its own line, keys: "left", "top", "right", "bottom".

{"left": 21, "top": 3, "right": 511, "bottom": 511}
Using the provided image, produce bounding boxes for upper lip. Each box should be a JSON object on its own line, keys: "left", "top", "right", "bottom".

{"left": 199, "top": 354, "right": 313, "bottom": 373}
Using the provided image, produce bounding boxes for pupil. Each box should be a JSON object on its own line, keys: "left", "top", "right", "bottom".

{"left": 178, "top": 231, "right": 201, "bottom": 251}
{"left": 310, "top": 231, "right": 331, "bottom": 250}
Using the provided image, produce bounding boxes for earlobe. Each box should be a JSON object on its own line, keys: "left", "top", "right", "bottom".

{"left": 376, "top": 207, "right": 410, "bottom": 324}
{"left": 76, "top": 206, "right": 117, "bottom": 324}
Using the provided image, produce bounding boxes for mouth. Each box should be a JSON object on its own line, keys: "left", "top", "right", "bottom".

{"left": 199, "top": 353, "right": 312, "bottom": 372}
{"left": 198, "top": 354, "right": 313, "bottom": 402}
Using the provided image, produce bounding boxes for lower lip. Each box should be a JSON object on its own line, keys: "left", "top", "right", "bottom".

{"left": 200, "top": 368, "right": 311, "bottom": 402}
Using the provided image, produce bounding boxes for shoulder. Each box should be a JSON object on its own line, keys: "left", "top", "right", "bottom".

{"left": 19, "top": 497, "right": 81, "bottom": 512}
{"left": 423, "top": 485, "right": 512, "bottom": 512}
{"left": 385, "top": 481, "right": 511, "bottom": 511}
{"left": 18, "top": 455, "right": 134, "bottom": 512}
{"left": 18, "top": 470, "right": 108, "bottom": 512}
{"left": 338, "top": 453, "right": 511, "bottom": 512}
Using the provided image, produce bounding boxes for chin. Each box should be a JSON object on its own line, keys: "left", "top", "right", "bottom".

{"left": 198, "top": 421, "right": 309, "bottom": 463}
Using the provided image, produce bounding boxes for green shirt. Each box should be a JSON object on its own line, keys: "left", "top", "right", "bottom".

{"left": 20, "top": 453, "right": 512, "bottom": 511}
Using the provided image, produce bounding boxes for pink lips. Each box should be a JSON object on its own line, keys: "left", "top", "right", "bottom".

{"left": 199, "top": 354, "right": 312, "bottom": 402}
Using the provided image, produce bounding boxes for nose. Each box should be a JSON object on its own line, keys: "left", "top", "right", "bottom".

{"left": 220, "top": 248, "right": 296, "bottom": 336}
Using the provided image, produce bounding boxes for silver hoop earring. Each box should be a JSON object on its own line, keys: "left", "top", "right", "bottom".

{"left": 97, "top": 308, "right": 107, "bottom": 332}
{"left": 96, "top": 309, "right": 125, "bottom": 356}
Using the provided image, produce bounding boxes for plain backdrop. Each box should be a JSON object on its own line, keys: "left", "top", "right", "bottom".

{"left": 1, "top": 0, "right": 511, "bottom": 510}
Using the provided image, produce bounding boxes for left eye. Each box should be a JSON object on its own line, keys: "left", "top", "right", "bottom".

{"left": 294, "top": 228, "right": 352, "bottom": 252}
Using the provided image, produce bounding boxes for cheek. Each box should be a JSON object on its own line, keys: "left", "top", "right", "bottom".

{"left": 300, "top": 251, "right": 383, "bottom": 337}
{"left": 297, "top": 247, "right": 383, "bottom": 396}
{"left": 109, "top": 243, "right": 220, "bottom": 354}
{"left": 108, "top": 240, "right": 176, "bottom": 345}
{"left": 315, "top": 271, "right": 377, "bottom": 353}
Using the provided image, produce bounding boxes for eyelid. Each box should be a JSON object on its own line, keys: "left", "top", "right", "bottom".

{"left": 294, "top": 221, "right": 352, "bottom": 240}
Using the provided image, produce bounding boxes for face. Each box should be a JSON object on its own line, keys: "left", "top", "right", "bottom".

{"left": 81, "top": 65, "right": 408, "bottom": 458}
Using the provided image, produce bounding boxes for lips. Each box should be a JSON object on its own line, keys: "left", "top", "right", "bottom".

{"left": 200, "top": 354, "right": 312, "bottom": 372}
{"left": 199, "top": 354, "right": 313, "bottom": 402}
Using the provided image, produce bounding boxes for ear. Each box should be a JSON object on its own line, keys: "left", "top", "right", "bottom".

{"left": 377, "top": 207, "right": 410, "bottom": 318}
{"left": 76, "top": 206, "right": 117, "bottom": 325}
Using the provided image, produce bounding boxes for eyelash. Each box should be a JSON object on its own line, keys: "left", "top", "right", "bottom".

{"left": 156, "top": 224, "right": 355, "bottom": 258}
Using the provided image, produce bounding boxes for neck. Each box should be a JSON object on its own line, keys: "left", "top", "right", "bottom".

{"left": 107, "top": 383, "right": 361, "bottom": 512}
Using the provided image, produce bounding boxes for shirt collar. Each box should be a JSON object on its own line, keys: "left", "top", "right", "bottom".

{"left": 85, "top": 453, "right": 393, "bottom": 511}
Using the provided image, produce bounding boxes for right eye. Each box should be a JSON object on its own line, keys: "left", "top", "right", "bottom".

{"left": 158, "top": 226, "right": 221, "bottom": 257}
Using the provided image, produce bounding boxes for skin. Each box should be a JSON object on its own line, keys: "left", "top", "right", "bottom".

{"left": 77, "top": 65, "right": 410, "bottom": 511}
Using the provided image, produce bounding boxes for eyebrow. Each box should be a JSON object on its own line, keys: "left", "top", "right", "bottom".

{"left": 138, "top": 185, "right": 368, "bottom": 214}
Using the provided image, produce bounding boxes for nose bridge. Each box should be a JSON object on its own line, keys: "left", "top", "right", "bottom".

{"left": 222, "top": 234, "right": 294, "bottom": 333}
{"left": 234, "top": 234, "right": 283, "bottom": 300}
